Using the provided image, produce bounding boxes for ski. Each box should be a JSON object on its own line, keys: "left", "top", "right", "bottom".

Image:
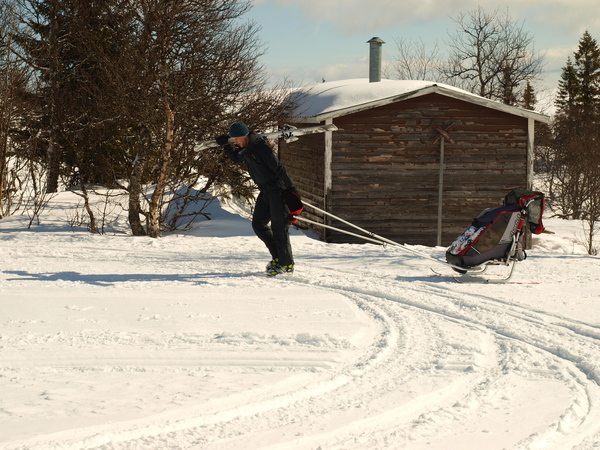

{"left": 430, "top": 266, "right": 487, "bottom": 277}
{"left": 196, "top": 123, "right": 338, "bottom": 151}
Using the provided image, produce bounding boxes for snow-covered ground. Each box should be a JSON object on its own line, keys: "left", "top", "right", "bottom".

{"left": 1, "top": 190, "right": 600, "bottom": 450}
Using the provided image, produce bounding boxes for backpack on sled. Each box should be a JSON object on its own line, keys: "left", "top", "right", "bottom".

{"left": 446, "top": 189, "right": 545, "bottom": 273}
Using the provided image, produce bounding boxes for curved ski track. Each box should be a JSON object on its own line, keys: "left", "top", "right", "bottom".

{"left": 20, "top": 260, "right": 599, "bottom": 450}
{"left": 31, "top": 260, "right": 600, "bottom": 449}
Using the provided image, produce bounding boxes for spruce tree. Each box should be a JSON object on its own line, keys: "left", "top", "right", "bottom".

{"left": 555, "top": 57, "right": 580, "bottom": 114}
{"left": 15, "top": 0, "right": 132, "bottom": 192}
{"left": 521, "top": 80, "right": 536, "bottom": 110}
{"left": 573, "top": 30, "right": 600, "bottom": 113}
{"left": 555, "top": 31, "right": 600, "bottom": 118}
{"left": 550, "top": 30, "right": 600, "bottom": 246}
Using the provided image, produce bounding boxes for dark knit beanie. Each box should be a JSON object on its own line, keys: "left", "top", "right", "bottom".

{"left": 230, "top": 122, "right": 249, "bottom": 137}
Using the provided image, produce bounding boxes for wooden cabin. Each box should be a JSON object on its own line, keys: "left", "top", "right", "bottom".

{"left": 278, "top": 79, "right": 550, "bottom": 247}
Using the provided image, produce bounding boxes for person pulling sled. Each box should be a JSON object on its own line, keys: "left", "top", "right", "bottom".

{"left": 217, "top": 122, "right": 303, "bottom": 276}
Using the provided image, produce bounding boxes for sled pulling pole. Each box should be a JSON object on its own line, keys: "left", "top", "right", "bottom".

{"left": 196, "top": 123, "right": 338, "bottom": 151}
{"left": 299, "top": 201, "right": 466, "bottom": 271}
{"left": 296, "top": 216, "right": 388, "bottom": 246}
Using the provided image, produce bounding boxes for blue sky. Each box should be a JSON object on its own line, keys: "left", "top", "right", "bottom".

{"left": 244, "top": 0, "right": 600, "bottom": 111}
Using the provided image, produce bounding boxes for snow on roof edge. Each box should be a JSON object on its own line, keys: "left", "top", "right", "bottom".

{"left": 287, "top": 78, "right": 550, "bottom": 123}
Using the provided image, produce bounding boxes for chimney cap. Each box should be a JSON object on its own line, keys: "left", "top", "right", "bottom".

{"left": 367, "top": 37, "right": 385, "bottom": 44}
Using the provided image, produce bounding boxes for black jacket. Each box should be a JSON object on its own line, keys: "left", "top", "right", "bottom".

{"left": 224, "top": 132, "right": 294, "bottom": 191}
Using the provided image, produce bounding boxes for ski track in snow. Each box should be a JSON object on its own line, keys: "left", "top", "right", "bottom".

{"left": 2, "top": 219, "right": 600, "bottom": 449}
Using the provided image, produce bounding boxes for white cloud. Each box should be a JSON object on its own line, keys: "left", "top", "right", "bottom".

{"left": 545, "top": 45, "right": 578, "bottom": 73}
{"left": 264, "top": 57, "right": 370, "bottom": 86}
{"left": 319, "top": 57, "right": 370, "bottom": 82}
{"left": 265, "top": 0, "right": 600, "bottom": 35}
{"left": 530, "top": 3, "right": 600, "bottom": 33}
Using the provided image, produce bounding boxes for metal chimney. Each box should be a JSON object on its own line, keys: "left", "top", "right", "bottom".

{"left": 367, "top": 37, "right": 385, "bottom": 82}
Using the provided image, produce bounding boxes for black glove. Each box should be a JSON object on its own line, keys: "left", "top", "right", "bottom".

{"left": 216, "top": 135, "right": 230, "bottom": 146}
{"left": 283, "top": 187, "right": 304, "bottom": 215}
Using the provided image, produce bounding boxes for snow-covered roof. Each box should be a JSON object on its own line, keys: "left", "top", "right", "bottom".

{"left": 288, "top": 78, "right": 550, "bottom": 123}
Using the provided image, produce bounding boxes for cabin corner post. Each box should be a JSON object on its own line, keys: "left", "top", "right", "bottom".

{"left": 524, "top": 118, "right": 536, "bottom": 249}
{"left": 437, "top": 137, "right": 445, "bottom": 247}
{"left": 324, "top": 118, "right": 334, "bottom": 239}
{"left": 526, "top": 118, "right": 535, "bottom": 190}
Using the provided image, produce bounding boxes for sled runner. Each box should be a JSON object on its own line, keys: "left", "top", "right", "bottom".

{"left": 444, "top": 189, "right": 545, "bottom": 280}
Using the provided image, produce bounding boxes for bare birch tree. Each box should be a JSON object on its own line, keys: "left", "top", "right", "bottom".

{"left": 391, "top": 7, "right": 545, "bottom": 106}
{"left": 443, "top": 6, "right": 545, "bottom": 105}
{"left": 388, "top": 37, "right": 443, "bottom": 81}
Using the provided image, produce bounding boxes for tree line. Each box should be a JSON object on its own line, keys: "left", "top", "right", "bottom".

{"left": 0, "top": 0, "right": 297, "bottom": 236}
{"left": 543, "top": 31, "right": 600, "bottom": 254}
{"left": 1, "top": 3, "right": 599, "bottom": 252}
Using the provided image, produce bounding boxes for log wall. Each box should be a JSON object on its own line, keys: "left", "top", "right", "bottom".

{"left": 280, "top": 93, "right": 530, "bottom": 246}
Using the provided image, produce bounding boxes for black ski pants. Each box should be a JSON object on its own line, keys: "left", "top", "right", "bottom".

{"left": 252, "top": 187, "right": 293, "bottom": 266}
